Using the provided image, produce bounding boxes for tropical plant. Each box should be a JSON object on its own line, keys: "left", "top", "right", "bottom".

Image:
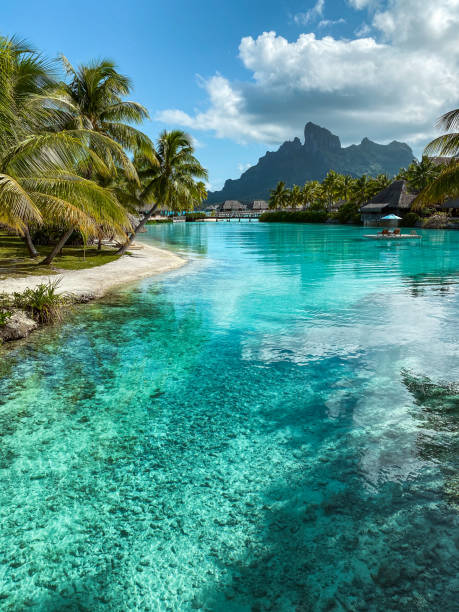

{"left": 0, "top": 308, "right": 13, "bottom": 327}
{"left": 289, "top": 184, "right": 302, "bottom": 209}
{"left": 259, "top": 210, "right": 329, "bottom": 223}
{"left": 185, "top": 212, "right": 206, "bottom": 221}
{"left": 413, "top": 109, "right": 459, "bottom": 208}
{"left": 321, "top": 170, "right": 342, "bottom": 210}
{"left": 41, "top": 56, "right": 156, "bottom": 165}
{"left": 336, "top": 201, "right": 361, "bottom": 224}
{"left": 400, "top": 157, "right": 441, "bottom": 192}
{"left": 11, "top": 279, "right": 67, "bottom": 323}
{"left": 116, "top": 130, "right": 208, "bottom": 254}
{"left": 0, "top": 37, "right": 131, "bottom": 263}
{"left": 301, "top": 181, "right": 323, "bottom": 208}
{"left": 269, "top": 181, "right": 289, "bottom": 209}
{"left": 349, "top": 175, "right": 370, "bottom": 205}
{"left": 336, "top": 174, "right": 355, "bottom": 202}
{"left": 400, "top": 212, "right": 420, "bottom": 227}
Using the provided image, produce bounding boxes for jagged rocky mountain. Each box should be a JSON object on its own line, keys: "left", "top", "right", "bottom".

{"left": 205, "top": 123, "right": 415, "bottom": 203}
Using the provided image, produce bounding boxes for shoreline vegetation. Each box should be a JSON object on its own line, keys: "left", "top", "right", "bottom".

{"left": 0, "top": 242, "right": 185, "bottom": 344}
{"left": 0, "top": 34, "right": 207, "bottom": 343}
{"left": 253, "top": 111, "right": 458, "bottom": 226}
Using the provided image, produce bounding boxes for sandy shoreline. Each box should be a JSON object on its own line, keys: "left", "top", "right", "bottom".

{"left": 0, "top": 243, "right": 186, "bottom": 299}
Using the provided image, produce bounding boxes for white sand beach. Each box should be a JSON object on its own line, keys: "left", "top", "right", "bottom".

{"left": 0, "top": 243, "right": 186, "bottom": 300}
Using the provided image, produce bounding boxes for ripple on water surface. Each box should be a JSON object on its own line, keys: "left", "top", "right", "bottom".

{"left": 0, "top": 223, "right": 458, "bottom": 611}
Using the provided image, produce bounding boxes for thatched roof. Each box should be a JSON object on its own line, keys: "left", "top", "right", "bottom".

{"left": 361, "top": 180, "right": 416, "bottom": 213}
{"left": 429, "top": 156, "right": 454, "bottom": 166}
{"left": 252, "top": 200, "right": 269, "bottom": 210}
{"left": 223, "top": 200, "right": 246, "bottom": 210}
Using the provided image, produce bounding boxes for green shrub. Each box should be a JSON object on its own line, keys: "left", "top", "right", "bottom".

{"left": 31, "top": 227, "right": 84, "bottom": 246}
{"left": 12, "top": 280, "right": 68, "bottom": 324}
{"left": 146, "top": 218, "right": 173, "bottom": 224}
{"left": 259, "top": 210, "right": 329, "bottom": 223}
{"left": 185, "top": 212, "right": 206, "bottom": 222}
{"left": 0, "top": 308, "right": 12, "bottom": 327}
{"left": 336, "top": 202, "right": 362, "bottom": 224}
{"left": 400, "top": 212, "right": 420, "bottom": 227}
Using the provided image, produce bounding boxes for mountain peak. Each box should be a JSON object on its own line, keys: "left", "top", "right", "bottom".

{"left": 205, "top": 122, "right": 414, "bottom": 203}
{"left": 304, "top": 122, "right": 341, "bottom": 152}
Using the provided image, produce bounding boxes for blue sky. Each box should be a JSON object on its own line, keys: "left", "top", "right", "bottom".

{"left": 1, "top": 0, "right": 458, "bottom": 190}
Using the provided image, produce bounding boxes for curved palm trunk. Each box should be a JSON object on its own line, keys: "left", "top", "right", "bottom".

{"left": 23, "top": 226, "right": 39, "bottom": 258}
{"left": 40, "top": 227, "right": 74, "bottom": 265}
{"left": 116, "top": 204, "right": 158, "bottom": 256}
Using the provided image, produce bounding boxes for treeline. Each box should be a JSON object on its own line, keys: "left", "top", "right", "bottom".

{"left": 0, "top": 35, "right": 207, "bottom": 264}
{"left": 267, "top": 156, "right": 452, "bottom": 224}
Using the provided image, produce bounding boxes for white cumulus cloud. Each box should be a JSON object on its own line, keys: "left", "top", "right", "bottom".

{"left": 294, "top": 0, "right": 325, "bottom": 25}
{"left": 156, "top": 0, "right": 459, "bottom": 153}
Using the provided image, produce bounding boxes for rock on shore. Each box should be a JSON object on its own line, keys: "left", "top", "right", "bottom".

{"left": 0, "top": 310, "right": 38, "bottom": 342}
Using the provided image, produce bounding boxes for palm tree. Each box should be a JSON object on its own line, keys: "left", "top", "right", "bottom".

{"left": 401, "top": 157, "right": 440, "bottom": 192}
{"left": 412, "top": 109, "right": 459, "bottom": 208}
{"left": 0, "top": 37, "right": 130, "bottom": 262}
{"left": 289, "top": 184, "right": 302, "bottom": 209}
{"left": 41, "top": 57, "right": 156, "bottom": 164}
{"left": 336, "top": 175, "right": 355, "bottom": 202}
{"left": 30, "top": 56, "right": 151, "bottom": 262}
{"left": 350, "top": 175, "right": 372, "bottom": 205}
{"left": 321, "top": 170, "right": 342, "bottom": 210}
{"left": 301, "top": 181, "right": 322, "bottom": 208}
{"left": 116, "top": 130, "right": 208, "bottom": 255}
{"left": 269, "top": 181, "right": 289, "bottom": 209}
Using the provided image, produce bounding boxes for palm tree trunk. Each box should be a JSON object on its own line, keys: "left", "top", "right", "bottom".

{"left": 97, "top": 237, "right": 102, "bottom": 251}
{"left": 23, "top": 226, "right": 39, "bottom": 258}
{"left": 40, "top": 228, "right": 74, "bottom": 265}
{"left": 116, "top": 205, "right": 158, "bottom": 256}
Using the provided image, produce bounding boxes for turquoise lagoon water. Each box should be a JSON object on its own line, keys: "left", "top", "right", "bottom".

{"left": 0, "top": 223, "right": 458, "bottom": 611}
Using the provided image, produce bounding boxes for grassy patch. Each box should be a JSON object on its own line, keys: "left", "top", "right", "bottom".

{"left": 0, "top": 232, "right": 120, "bottom": 278}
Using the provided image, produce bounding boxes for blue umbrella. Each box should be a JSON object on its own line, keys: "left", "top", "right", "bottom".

{"left": 381, "top": 214, "right": 402, "bottom": 220}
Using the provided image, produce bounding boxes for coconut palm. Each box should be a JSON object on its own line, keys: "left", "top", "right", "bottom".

{"left": 269, "top": 181, "right": 288, "bottom": 209}
{"left": 289, "top": 184, "right": 302, "bottom": 209}
{"left": 39, "top": 57, "right": 156, "bottom": 165}
{"left": 115, "top": 130, "right": 208, "bottom": 255}
{"left": 321, "top": 170, "right": 342, "bottom": 210}
{"left": 349, "top": 175, "right": 372, "bottom": 205}
{"left": 336, "top": 175, "right": 355, "bottom": 202}
{"left": 413, "top": 109, "right": 459, "bottom": 208}
{"left": 400, "top": 157, "right": 440, "bottom": 192}
{"left": 0, "top": 36, "right": 130, "bottom": 262}
{"left": 301, "top": 180, "right": 323, "bottom": 209}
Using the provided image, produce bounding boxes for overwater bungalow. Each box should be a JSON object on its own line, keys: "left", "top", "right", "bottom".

{"left": 360, "top": 180, "right": 416, "bottom": 226}
{"left": 222, "top": 200, "right": 247, "bottom": 211}
{"left": 252, "top": 200, "right": 269, "bottom": 211}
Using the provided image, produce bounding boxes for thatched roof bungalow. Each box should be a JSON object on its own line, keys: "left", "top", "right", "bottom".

{"left": 360, "top": 180, "right": 416, "bottom": 226}
{"left": 222, "top": 200, "right": 247, "bottom": 211}
{"left": 252, "top": 200, "right": 269, "bottom": 211}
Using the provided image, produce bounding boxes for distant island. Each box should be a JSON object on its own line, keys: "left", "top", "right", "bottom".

{"left": 205, "top": 122, "right": 415, "bottom": 203}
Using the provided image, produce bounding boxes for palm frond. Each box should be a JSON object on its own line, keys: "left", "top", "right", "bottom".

{"left": 0, "top": 173, "right": 42, "bottom": 229}
{"left": 100, "top": 101, "right": 149, "bottom": 123}
{"left": 424, "top": 133, "right": 459, "bottom": 157}
{"left": 412, "top": 160, "right": 459, "bottom": 208}
{"left": 101, "top": 121, "right": 157, "bottom": 164}
{"left": 435, "top": 108, "right": 459, "bottom": 132}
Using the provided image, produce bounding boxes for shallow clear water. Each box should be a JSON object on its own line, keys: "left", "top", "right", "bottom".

{"left": 1, "top": 223, "right": 458, "bottom": 611}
